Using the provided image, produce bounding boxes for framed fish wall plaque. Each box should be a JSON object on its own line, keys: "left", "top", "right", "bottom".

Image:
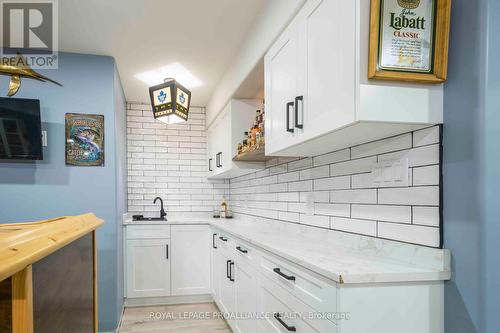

{"left": 65, "top": 113, "right": 105, "bottom": 166}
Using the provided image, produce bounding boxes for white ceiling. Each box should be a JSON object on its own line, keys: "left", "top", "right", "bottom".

{"left": 58, "top": 0, "right": 266, "bottom": 106}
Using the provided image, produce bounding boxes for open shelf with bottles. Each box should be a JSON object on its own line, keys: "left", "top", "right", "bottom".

{"left": 232, "top": 145, "right": 271, "bottom": 162}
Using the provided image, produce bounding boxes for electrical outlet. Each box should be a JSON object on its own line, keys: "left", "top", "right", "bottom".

{"left": 41, "top": 130, "right": 48, "bottom": 147}
{"left": 372, "top": 158, "right": 409, "bottom": 187}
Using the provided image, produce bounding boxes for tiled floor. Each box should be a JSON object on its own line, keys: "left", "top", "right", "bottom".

{"left": 118, "top": 302, "right": 232, "bottom": 332}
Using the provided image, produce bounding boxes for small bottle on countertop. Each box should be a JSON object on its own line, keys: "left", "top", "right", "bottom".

{"left": 220, "top": 197, "right": 228, "bottom": 218}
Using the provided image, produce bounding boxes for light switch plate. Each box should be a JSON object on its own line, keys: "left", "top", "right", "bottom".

{"left": 372, "top": 158, "right": 409, "bottom": 187}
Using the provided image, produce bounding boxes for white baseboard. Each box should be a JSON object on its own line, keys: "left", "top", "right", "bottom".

{"left": 124, "top": 294, "right": 214, "bottom": 307}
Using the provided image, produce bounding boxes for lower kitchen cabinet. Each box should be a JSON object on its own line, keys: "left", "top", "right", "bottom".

{"left": 125, "top": 224, "right": 210, "bottom": 299}
{"left": 126, "top": 238, "right": 171, "bottom": 298}
{"left": 218, "top": 251, "right": 236, "bottom": 319}
{"left": 171, "top": 225, "right": 211, "bottom": 296}
{"left": 234, "top": 260, "right": 258, "bottom": 333}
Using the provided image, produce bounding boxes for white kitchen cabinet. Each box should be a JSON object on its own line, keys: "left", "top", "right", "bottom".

{"left": 210, "top": 231, "right": 220, "bottom": 301}
{"left": 264, "top": 0, "right": 443, "bottom": 157}
{"left": 218, "top": 251, "right": 236, "bottom": 327}
{"left": 207, "top": 99, "right": 265, "bottom": 179}
{"left": 265, "top": 17, "right": 300, "bottom": 154}
{"left": 126, "top": 238, "right": 171, "bottom": 298}
{"left": 171, "top": 225, "right": 211, "bottom": 296}
{"left": 211, "top": 225, "right": 445, "bottom": 333}
{"left": 234, "top": 257, "right": 258, "bottom": 333}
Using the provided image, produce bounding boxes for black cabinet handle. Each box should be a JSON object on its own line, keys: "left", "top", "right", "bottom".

{"left": 286, "top": 102, "right": 294, "bottom": 133}
{"left": 226, "top": 259, "right": 231, "bottom": 279}
{"left": 209, "top": 158, "right": 213, "bottom": 171}
{"left": 274, "top": 313, "right": 296, "bottom": 332}
{"left": 213, "top": 233, "right": 217, "bottom": 249}
{"left": 273, "top": 268, "right": 295, "bottom": 281}
{"left": 236, "top": 246, "right": 248, "bottom": 254}
{"left": 217, "top": 152, "right": 222, "bottom": 168}
{"left": 229, "top": 261, "right": 235, "bottom": 282}
{"left": 219, "top": 236, "right": 228, "bottom": 242}
{"left": 294, "top": 96, "right": 303, "bottom": 129}
{"left": 166, "top": 244, "right": 169, "bottom": 259}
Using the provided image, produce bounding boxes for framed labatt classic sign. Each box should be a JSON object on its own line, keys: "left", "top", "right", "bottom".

{"left": 369, "top": 0, "right": 451, "bottom": 83}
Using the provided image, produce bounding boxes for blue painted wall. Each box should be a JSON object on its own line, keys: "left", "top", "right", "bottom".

{"left": 0, "top": 52, "right": 126, "bottom": 332}
{"left": 443, "top": 0, "right": 500, "bottom": 332}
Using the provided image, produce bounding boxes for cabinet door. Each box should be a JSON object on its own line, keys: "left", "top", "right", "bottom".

{"left": 126, "top": 239, "right": 171, "bottom": 298}
{"left": 218, "top": 253, "right": 236, "bottom": 326}
{"left": 264, "top": 18, "right": 299, "bottom": 155}
{"left": 207, "top": 125, "right": 215, "bottom": 177}
{"left": 234, "top": 261, "right": 258, "bottom": 333}
{"left": 171, "top": 225, "right": 211, "bottom": 296}
{"left": 296, "top": 0, "right": 356, "bottom": 142}
{"left": 211, "top": 232, "right": 220, "bottom": 301}
{"left": 218, "top": 110, "right": 232, "bottom": 174}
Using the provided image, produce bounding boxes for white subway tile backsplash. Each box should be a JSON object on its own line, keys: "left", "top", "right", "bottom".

{"left": 351, "top": 133, "right": 412, "bottom": 159}
{"left": 127, "top": 104, "right": 225, "bottom": 214}
{"left": 315, "top": 203, "right": 350, "bottom": 217}
{"left": 300, "top": 191, "right": 329, "bottom": 203}
{"left": 378, "top": 144, "right": 439, "bottom": 167}
{"left": 313, "top": 176, "right": 350, "bottom": 191}
{"left": 228, "top": 125, "right": 442, "bottom": 248}
{"left": 378, "top": 186, "right": 439, "bottom": 206}
{"left": 278, "top": 211, "right": 300, "bottom": 223}
{"left": 330, "top": 217, "right": 377, "bottom": 237}
{"left": 330, "top": 156, "right": 377, "bottom": 176}
{"left": 412, "top": 165, "right": 440, "bottom": 186}
{"left": 288, "top": 180, "right": 313, "bottom": 192}
{"left": 299, "top": 165, "right": 330, "bottom": 180}
{"left": 378, "top": 223, "right": 440, "bottom": 247}
{"left": 300, "top": 214, "right": 330, "bottom": 228}
{"left": 331, "top": 189, "right": 377, "bottom": 204}
{"left": 413, "top": 126, "right": 440, "bottom": 147}
{"left": 413, "top": 206, "right": 440, "bottom": 227}
{"left": 351, "top": 205, "right": 411, "bottom": 224}
{"left": 278, "top": 171, "right": 300, "bottom": 183}
{"left": 313, "top": 148, "right": 350, "bottom": 166}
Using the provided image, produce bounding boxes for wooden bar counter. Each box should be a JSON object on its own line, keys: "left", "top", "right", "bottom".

{"left": 0, "top": 213, "right": 104, "bottom": 333}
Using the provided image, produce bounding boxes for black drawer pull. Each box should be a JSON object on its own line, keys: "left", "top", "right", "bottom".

{"left": 294, "top": 95, "right": 303, "bottom": 129}
{"left": 273, "top": 268, "right": 295, "bottom": 281}
{"left": 166, "top": 244, "right": 169, "bottom": 259}
{"left": 286, "top": 102, "right": 294, "bottom": 133}
{"left": 229, "top": 261, "right": 235, "bottom": 282}
{"left": 209, "top": 158, "right": 213, "bottom": 171}
{"left": 236, "top": 246, "right": 248, "bottom": 253}
{"left": 274, "top": 313, "right": 296, "bottom": 332}
{"left": 226, "top": 260, "right": 231, "bottom": 279}
{"left": 213, "top": 233, "right": 217, "bottom": 249}
{"left": 219, "top": 236, "right": 228, "bottom": 242}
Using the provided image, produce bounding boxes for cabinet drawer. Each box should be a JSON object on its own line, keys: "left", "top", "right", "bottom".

{"left": 258, "top": 276, "right": 338, "bottom": 333}
{"left": 234, "top": 238, "right": 261, "bottom": 268}
{"left": 260, "top": 254, "right": 337, "bottom": 315}
{"left": 126, "top": 225, "right": 171, "bottom": 239}
{"left": 216, "top": 231, "right": 235, "bottom": 254}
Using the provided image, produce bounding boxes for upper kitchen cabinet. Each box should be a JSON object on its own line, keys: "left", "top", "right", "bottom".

{"left": 207, "top": 99, "right": 265, "bottom": 179}
{"left": 264, "top": 0, "right": 443, "bottom": 157}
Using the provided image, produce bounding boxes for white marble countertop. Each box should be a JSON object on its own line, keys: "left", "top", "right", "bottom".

{"left": 123, "top": 213, "right": 451, "bottom": 284}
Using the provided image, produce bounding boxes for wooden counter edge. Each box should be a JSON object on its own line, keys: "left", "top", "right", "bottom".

{"left": 0, "top": 213, "right": 104, "bottom": 283}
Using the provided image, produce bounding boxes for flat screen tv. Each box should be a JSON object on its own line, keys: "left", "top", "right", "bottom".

{"left": 0, "top": 97, "right": 43, "bottom": 160}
